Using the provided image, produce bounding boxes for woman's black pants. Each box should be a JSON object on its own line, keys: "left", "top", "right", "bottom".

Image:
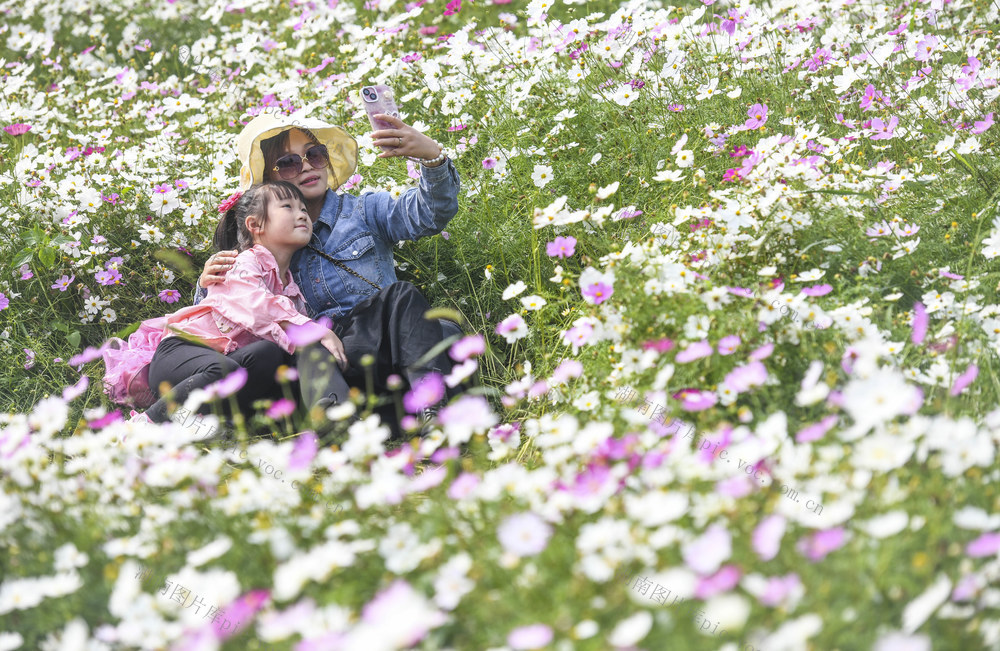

{"left": 144, "top": 336, "right": 292, "bottom": 424}
{"left": 295, "top": 281, "right": 459, "bottom": 409}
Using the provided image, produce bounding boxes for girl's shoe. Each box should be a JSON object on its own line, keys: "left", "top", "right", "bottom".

{"left": 128, "top": 410, "right": 152, "bottom": 424}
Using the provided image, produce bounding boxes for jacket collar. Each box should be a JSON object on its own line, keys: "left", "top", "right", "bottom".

{"left": 248, "top": 245, "right": 304, "bottom": 299}
{"left": 316, "top": 189, "right": 344, "bottom": 233}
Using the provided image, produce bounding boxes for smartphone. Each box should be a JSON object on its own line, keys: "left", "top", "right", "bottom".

{"left": 361, "top": 85, "right": 400, "bottom": 141}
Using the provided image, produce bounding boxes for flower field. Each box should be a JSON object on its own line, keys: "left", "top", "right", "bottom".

{"left": 2, "top": 0, "right": 1000, "bottom": 648}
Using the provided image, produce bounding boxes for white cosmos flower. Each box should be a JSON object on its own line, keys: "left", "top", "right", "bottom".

{"left": 520, "top": 294, "right": 547, "bottom": 311}
{"left": 612, "top": 83, "right": 639, "bottom": 107}
{"left": 596, "top": 181, "right": 619, "bottom": 199}
{"left": 857, "top": 511, "right": 909, "bottom": 539}
{"left": 902, "top": 574, "right": 952, "bottom": 634}
{"left": 531, "top": 164, "right": 554, "bottom": 188}
{"left": 608, "top": 610, "right": 652, "bottom": 647}
{"left": 794, "top": 268, "right": 825, "bottom": 281}
{"left": 653, "top": 169, "right": 684, "bottom": 182}
{"left": 675, "top": 149, "right": 694, "bottom": 168}
{"left": 502, "top": 280, "right": 527, "bottom": 300}
{"left": 841, "top": 369, "right": 922, "bottom": 438}
{"left": 851, "top": 433, "right": 914, "bottom": 472}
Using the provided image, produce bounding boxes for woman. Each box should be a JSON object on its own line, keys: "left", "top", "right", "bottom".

{"left": 195, "top": 110, "right": 463, "bottom": 426}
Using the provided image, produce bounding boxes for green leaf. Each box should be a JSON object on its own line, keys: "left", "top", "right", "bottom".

{"left": 39, "top": 246, "right": 56, "bottom": 268}
{"left": 67, "top": 331, "right": 81, "bottom": 348}
{"left": 11, "top": 247, "right": 33, "bottom": 269}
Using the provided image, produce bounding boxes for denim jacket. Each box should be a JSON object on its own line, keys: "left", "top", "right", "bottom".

{"left": 195, "top": 158, "right": 460, "bottom": 321}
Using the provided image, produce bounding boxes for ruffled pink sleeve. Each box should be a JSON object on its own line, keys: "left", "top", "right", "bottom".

{"left": 202, "top": 254, "right": 314, "bottom": 354}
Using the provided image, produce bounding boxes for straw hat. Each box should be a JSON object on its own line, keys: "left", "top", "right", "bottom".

{"left": 236, "top": 111, "right": 358, "bottom": 192}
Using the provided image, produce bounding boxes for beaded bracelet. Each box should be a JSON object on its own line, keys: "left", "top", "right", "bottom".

{"left": 406, "top": 144, "right": 448, "bottom": 167}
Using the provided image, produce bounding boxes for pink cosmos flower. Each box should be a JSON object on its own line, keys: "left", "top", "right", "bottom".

{"left": 497, "top": 512, "right": 552, "bottom": 557}
{"left": 62, "top": 375, "right": 90, "bottom": 401}
{"left": 870, "top": 116, "right": 898, "bottom": 140}
{"left": 796, "top": 527, "right": 846, "bottom": 561}
{"left": 717, "top": 334, "right": 741, "bottom": 355}
{"left": 404, "top": 372, "right": 446, "bottom": 413}
{"left": 546, "top": 235, "right": 577, "bottom": 258}
{"left": 911, "top": 302, "right": 928, "bottom": 344}
{"left": 447, "top": 472, "right": 480, "bottom": 499}
{"left": 495, "top": 313, "right": 528, "bottom": 344}
{"left": 674, "top": 388, "right": 718, "bottom": 411}
{"left": 24, "top": 348, "right": 35, "bottom": 370}
{"left": 723, "top": 361, "right": 768, "bottom": 394}
{"left": 158, "top": 289, "right": 181, "bottom": 303}
{"left": 563, "top": 322, "right": 595, "bottom": 351}
{"left": 288, "top": 431, "right": 318, "bottom": 471}
{"left": 3, "top": 123, "right": 31, "bottom": 136}
{"left": 801, "top": 283, "right": 832, "bottom": 296}
{"left": 967, "top": 532, "right": 1000, "bottom": 558}
{"left": 450, "top": 334, "right": 486, "bottom": 362}
{"left": 675, "top": 339, "right": 713, "bottom": 363}
{"left": 88, "top": 409, "right": 123, "bottom": 429}
{"left": 758, "top": 573, "right": 802, "bottom": 607}
{"left": 915, "top": 34, "right": 938, "bottom": 61}
{"left": 215, "top": 590, "right": 269, "bottom": 639}
{"left": 69, "top": 343, "right": 112, "bottom": 367}
{"left": 749, "top": 343, "right": 774, "bottom": 361}
{"left": 549, "top": 359, "right": 583, "bottom": 384}
{"left": 51, "top": 275, "right": 75, "bottom": 291}
{"left": 205, "top": 366, "right": 248, "bottom": 398}
{"left": 285, "top": 320, "right": 330, "bottom": 346}
{"left": 743, "top": 103, "right": 768, "bottom": 129}
{"left": 508, "top": 624, "right": 553, "bottom": 650}
{"left": 695, "top": 564, "right": 741, "bottom": 599}
{"left": 482, "top": 157, "right": 498, "bottom": 169}
{"left": 752, "top": 514, "right": 787, "bottom": 561}
{"left": 443, "top": 0, "right": 461, "bottom": 15}
{"left": 949, "top": 364, "right": 978, "bottom": 396}
{"left": 437, "top": 395, "right": 498, "bottom": 443}
{"left": 95, "top": 268, "right": 123, "bottom": 286}
{"left": 265, "top": 398, "right": 296, "bottom": 419}
{"left": 682, "top": 524, "right": 732, "bottom": 575}
{"left": 971, "top": 112, "right": 994, "bottom": 135}
{"left": 795, "top": 414, "right": 838, "bottom": 443}
{"left": 19, "top": 264, "right": 32, "bottom": 280}
{"left": 581, "top": 280, "right": 613, "bottom": 305}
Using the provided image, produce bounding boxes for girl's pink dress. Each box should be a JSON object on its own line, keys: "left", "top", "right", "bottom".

{"left": 102, "top": 245, "right": 314, "bottom": 408}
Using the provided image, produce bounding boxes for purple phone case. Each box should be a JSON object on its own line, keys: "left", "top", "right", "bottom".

{"left": 361, "top": 85, "right": 400, "bottom": 133}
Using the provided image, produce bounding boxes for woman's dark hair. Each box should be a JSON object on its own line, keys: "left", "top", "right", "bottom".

{"left": 259, "top": 126, "right": 327, "bottom": 182}
{"left": 212, "top": 181, "right": 308, "bottom": 252}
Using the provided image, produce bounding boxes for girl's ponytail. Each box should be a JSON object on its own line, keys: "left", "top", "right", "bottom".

{"left": 213, "top": 207, "right": 240, "bottom": 251}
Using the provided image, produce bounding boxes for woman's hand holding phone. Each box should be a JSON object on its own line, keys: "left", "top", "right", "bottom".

{"left": 370, "top": 114, "right": 444, "bottom": 164}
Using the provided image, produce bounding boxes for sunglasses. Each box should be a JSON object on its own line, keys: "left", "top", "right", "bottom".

{"left": 271, "top": 144, "right": 330, "bottom": 180}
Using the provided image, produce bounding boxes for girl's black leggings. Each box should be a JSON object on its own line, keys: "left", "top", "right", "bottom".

{"left": 144, "top": 336, "right": 292, "bottom": 424}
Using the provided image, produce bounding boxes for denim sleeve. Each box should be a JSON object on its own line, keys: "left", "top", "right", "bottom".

{"left": 193, "top": 284, "right": 207, "bottom": 305}
{"left": 363, "top": 157, "right": 460, "bottom": 242}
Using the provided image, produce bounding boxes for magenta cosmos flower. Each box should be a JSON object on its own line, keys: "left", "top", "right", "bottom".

{"left": 3, "top": 123, "right": 31, "bottom": 136}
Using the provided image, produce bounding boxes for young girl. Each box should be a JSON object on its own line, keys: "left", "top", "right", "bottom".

{"left": 102, "top": 181, "right": 349, "bottom": 424}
